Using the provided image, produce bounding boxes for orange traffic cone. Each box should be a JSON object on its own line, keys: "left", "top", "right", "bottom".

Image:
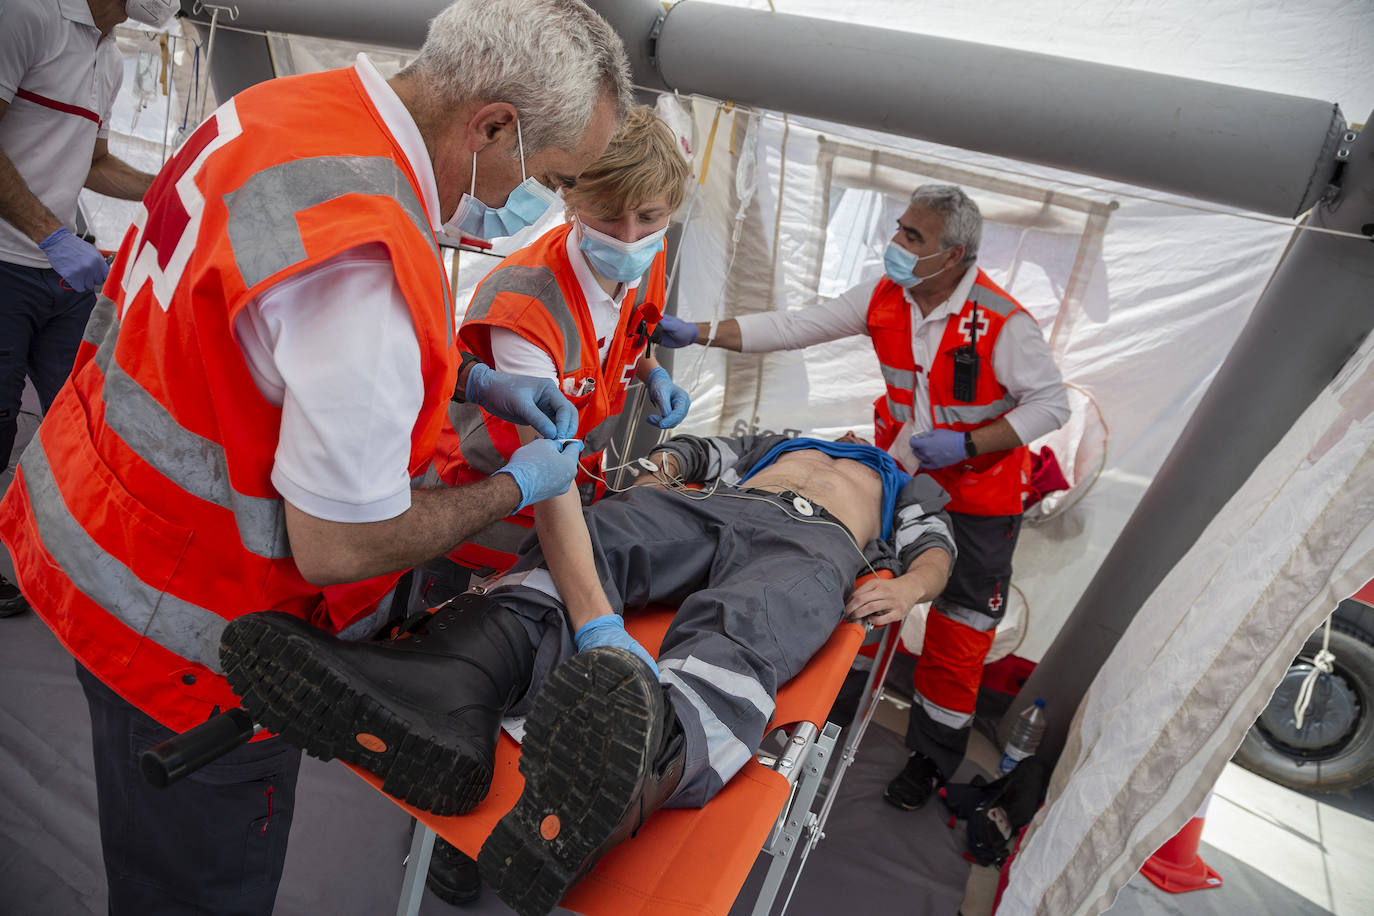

{"left": 1140, "top": 795, "right": 1223, "bottom": 893}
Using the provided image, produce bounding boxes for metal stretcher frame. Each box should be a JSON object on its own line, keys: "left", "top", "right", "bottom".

{"left": 350, "top": 592, "right": 903, "bottom": 916}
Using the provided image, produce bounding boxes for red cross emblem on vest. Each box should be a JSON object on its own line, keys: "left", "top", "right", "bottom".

{"left": 988, "top": 590, "right": 1003, "bottom": 614}
{"left": 958, "top": 310, "right": 990, "bottom": 344}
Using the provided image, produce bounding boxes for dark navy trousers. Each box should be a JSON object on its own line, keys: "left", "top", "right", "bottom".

{"left": 76, "top": 663, "right": 302, "bottom": 916}
{"left": 0, "top": 259, "right": 96, "bottom": 469}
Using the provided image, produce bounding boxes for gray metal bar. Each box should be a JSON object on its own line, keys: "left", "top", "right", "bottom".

{"left": 397, "top": 820, "right": 437, "bottom": 916}
{"left": 653, "top": 3, "right": 1344, "bottom": 218}
{"left": 187, "top": 0, "right": 447, "bottom": 51}
{"left": 1008, "top": 118, "right": 1374, "bottom": 764}
{"left": 752, "top": 722, "right": 835, "bottom": 916}
{"left": 206, "top": 0, "right": 1344, "bottom": 217}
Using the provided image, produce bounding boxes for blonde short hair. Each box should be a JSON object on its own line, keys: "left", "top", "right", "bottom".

{"left": 564, "top": 107, "right": 690, "bottom": 219}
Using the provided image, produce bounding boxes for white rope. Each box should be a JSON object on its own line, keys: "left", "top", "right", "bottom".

{"left": 1293, "top": 615, "right": 1336, "bottom": 730}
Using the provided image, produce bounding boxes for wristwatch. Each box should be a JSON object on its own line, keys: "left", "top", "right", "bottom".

{"left": 964, "top": 431, "right": 978, "bottom": 458}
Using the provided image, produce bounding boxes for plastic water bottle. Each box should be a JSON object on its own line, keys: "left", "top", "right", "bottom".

{"left": 999, "top": 698, "right": 1047, "bottom": 775}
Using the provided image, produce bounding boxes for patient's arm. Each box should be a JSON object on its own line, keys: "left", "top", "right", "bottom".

{"left": 844, "top": 546, "right": 951, "bottom": 626}
{"left": 533, "top": 485, "right": 615, "bottom": 631}
{"left": 510, "top": 423, "right": 614, "bottom": 630}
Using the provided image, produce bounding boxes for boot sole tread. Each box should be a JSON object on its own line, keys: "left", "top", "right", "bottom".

{"left": 220, "top": 614, "right": 490, "bottom": 816}
{"left": 479, "top": 648, "right": 658, "bottom": 916}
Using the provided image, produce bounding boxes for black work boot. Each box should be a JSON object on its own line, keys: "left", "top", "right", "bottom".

{"left": 425, "top": 837, "right": 481, "bottom": 906}
{"left": 219, "top": 592, "right": 534, "bottom": 816}
{"left": 884, "top": 751, "right": 942, "bottom": 810}
{"left": 479, "top": 647, "right": 685, "bottom": 916}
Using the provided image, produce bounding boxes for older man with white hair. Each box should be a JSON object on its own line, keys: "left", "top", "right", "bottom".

{"left": 0, "top": 1, "right": 631, "bottom": 913}
{"left": 656, "top": 184, "right": 1070, "bottom": 811}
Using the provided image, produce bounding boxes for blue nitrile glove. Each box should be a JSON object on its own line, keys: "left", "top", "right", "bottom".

{"left": 574, "top": 614, "right": 658, "bottom": 674}
{"left": 495, "top": 438, "right": 583, "bottom": 511}
{"left": 38, "top": 227, "right": 109, "bottom": 292}
{"left": 907, "top": 428, "right": 967, "bottom": 470}
{"left": 654, "top": 315, "right": 698, "bottom": 348}
{"left": 466, "top": 363, "right": 578, "bottom": 439}
{"left": 645, "top": 366, "right": 690, "bottom": 429}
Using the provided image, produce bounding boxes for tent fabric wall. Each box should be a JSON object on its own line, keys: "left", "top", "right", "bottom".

{"left": 1000, "top": 333, "right": 1374, "bottom": 916}
{"left": 664, "top": 96, "right": 1298, "bottom": 662}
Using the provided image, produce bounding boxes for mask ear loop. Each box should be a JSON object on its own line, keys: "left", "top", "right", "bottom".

{"left": 516, "top": 117, "right": 527, "bottom": 181}
{"left": 469, "top": 152, "right": 477, "bottom": 198}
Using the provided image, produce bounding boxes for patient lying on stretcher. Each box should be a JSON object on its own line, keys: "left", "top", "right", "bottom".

{"left": 219, "top": 432, "right": 954, "bottom": 916}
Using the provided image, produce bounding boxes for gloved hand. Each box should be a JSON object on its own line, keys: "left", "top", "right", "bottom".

{"left": 574, "top": 614, "right": 658, "bottom": 674}
{"left": 466, "top": 363, "right": 578, "bottom": 439}
{"left": 645, "top": 366, "right": 690, "bottom": 429}
{"left": 495, "top": 437, "right": 583, "bottom": 511}
{"left": 908, "top": 428, "right": 967, "bottom": 470}
{"left": 654, "top": 315, "right": 698, "bottom": 348}
{"left": 39, "top": 227, "right": 109, "bottom": 292}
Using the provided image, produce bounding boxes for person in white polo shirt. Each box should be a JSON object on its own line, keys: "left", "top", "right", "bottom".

{"left": 0, "top": 0, "right": 167, "bottom": 616}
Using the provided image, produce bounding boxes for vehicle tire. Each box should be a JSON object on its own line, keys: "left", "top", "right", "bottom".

{"left": 1234, "top": 618, "right": 1374, "bottom": 793}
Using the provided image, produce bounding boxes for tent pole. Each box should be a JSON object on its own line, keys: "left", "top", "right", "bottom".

{"left": 189, "top": 0, "right": 1344, "bottom": 218}
{"left": 1009, "top": 117, "right": 1374, "bottom": 765}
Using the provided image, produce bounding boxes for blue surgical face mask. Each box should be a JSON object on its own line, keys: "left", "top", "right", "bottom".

{"left": 883, "top": 240, "right": 953, "bottom": 288}
{"left": 577, "top": 219, "right": 668, "bottom": 283}
{"left": 443, "top": 120, "right": 559, "bottom": 241}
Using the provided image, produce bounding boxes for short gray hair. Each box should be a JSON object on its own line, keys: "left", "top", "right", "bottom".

{"left": 401, "top": 0, "right": 632, "bottom": 155}
{"left": 910, "top": 184, "right": 981, "bottom": 266}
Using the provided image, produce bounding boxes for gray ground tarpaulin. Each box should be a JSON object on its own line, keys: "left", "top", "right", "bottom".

{"left": 0, "top": 607, "right": 972, "bottom": 916}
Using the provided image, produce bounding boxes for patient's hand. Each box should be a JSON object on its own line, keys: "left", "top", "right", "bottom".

{"left": 843, "top": 576, "right": 923, "bottom": 626}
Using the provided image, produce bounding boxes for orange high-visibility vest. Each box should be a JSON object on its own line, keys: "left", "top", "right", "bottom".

{"left": 0, "top": 67, "right": 458, "bottom": 733}
{"left": 433, "top": 223, "right": 664, "bottom": 577}
{"left": 868, "top": 269, "right": 1031, "bottom": 516}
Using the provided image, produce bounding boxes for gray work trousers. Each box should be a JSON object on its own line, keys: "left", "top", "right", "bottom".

{"left": 488, "top": 484, "right": 864, "bottom": 807}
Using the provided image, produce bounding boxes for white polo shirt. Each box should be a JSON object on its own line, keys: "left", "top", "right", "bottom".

{"left": 0, "top": 0, "right": 123, "bottom": 267}
{"left": 233, "top": 54, "right": 443, "bottom": 524}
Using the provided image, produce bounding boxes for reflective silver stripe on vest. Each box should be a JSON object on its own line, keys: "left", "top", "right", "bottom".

{"left": 583, "top": 412, "right": 621, "bottom": 453}
{"left": 222, "top": 154, "right": 450, "bottom": 341}
{"left": 464, "top": 265, "right": 581, "bottom": 373}
{"left": 933, "top": 394, "right": 1017, "bottom": 427}
{"left": 633, "top": 265, "right": 652, "bottom": 307}
{"left": 18, "top": 439, "right": 228, "bottom": 671}
{"left": 224, "top": 154, "right": 437, "bottom": 285}
{"left": 88, "top": 297, "right": 290, "bottom": 560}
{"left": 448, "top": 401, "right": 507, "bottom": 474}
{"left": 968, "top": 281, "right": 1019, "bottom": 317}
{"left": 467, "top": 517, "right": 533, "bottom": 556}
{"left": 881, "top": 364, "right": 916, "bottom": 392}
{"left": 886, "top": 396, "right": 912, "bottom": 423}
{"left": 411, "top": 463, "right": 443, "bottom": 489}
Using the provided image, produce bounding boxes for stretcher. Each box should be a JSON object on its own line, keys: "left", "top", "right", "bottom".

{"left": 360, "top": 576, "right": 903, "bottom": 916}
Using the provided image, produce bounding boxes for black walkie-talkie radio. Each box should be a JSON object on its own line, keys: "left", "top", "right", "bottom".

{"left": 950, "top": 301, "right": 980, "bottom": 402}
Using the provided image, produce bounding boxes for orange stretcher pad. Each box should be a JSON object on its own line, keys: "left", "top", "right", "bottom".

{"left": 349, "top": 605, "right": 868, "bottom": 915}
